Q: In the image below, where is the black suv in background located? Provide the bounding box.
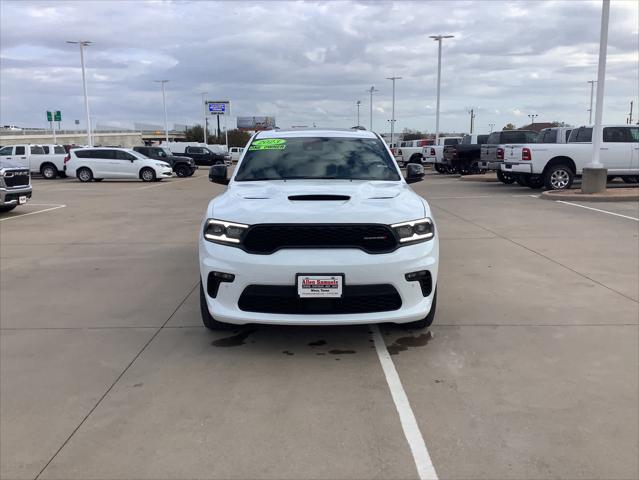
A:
[179,146,227,166]
[133,146,197,177]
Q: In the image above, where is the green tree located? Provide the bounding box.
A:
[503,123,516,130]
[402,130,426,141]
[550,121,570,127]
[184,124,206,142]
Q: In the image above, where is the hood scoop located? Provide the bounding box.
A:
[288,195,350,201]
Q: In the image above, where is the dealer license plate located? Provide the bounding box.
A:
[18,196,27,205]
[297,274,343,298]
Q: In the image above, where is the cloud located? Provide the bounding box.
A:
[0,0,637,133]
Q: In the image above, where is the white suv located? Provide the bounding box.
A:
[65,147,172,182]
[198,129,439,330]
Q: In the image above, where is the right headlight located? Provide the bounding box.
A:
[203,219,249,245]
[391,218,435,244]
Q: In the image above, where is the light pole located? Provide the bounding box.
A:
[66,40,93,146]
[587,80,597,124]
[200,92,208,144]
[528,114,538,124]
[467,107,476,134]
[155,80,170,143]
[489,123,495,133]
[368,86,379,131]
[386,76,402,148]
[429,34,454,143]
[583,0,610,195]
[356,100,361,126]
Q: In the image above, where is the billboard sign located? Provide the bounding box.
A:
[206,101,230,116]
[237,116,276,131]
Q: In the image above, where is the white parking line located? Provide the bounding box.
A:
[371,325,438,480]
[0,204,66,222]
[556,200,639,221]
[137,178,192,190]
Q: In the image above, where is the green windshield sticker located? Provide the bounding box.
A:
[248,139,287,151]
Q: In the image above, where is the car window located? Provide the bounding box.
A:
[0,146,13,155]
[629,127,639,142]
[42,146,50,154]
[54,146,66,154]
[235,137,401,182]
[443,138,460,146]
[188,147,205,154]
[603,127,629,143]
[487,132,500,144]
[91,149,116,159]
[154,149,167,157]
[569,127,592,142]
[461,136,471,145]
[565,130,572,142]
[74,150,92,159]
[539,129,557,143]
[477,135,489,145]
[115,150,136,160]
[15,146,25,155]
[31,146,45,154]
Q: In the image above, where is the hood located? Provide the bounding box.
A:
[207,180,429,225]
[0,159,27,170]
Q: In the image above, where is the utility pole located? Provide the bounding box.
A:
[528,114,538,124]
[386,76,402,148]
[154,80,170,143]
[356,100,361,126]
[200,92,208,144]
[467,108,476,134]
[582,0,610,194]
[429,34,454,144]
[66,40,93,146]
[587,80,597,124]
[628,100,633,124]
[489,123,495,133]
[368,86,379,131]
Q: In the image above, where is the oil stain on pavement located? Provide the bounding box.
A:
[211,329,257,347]
[386,330,433,355]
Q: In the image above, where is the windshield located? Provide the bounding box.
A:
[235,136,401,182]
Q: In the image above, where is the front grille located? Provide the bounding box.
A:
[238,284,402,314]
[2,170,30,188]
[242,224,398,254]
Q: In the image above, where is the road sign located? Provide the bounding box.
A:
[206,101,230,116]
[46,111,52,122]
[54,111,61,122]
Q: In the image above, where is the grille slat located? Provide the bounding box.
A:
[238,284,402,314]
[242,224,398,254]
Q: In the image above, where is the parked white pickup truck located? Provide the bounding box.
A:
[501,125,639,190]
[397,139,433,166]
[0,144,67,179]
[423,137,463,173]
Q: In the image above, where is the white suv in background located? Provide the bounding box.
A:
[65,147,172,182]
[198,129,439,330]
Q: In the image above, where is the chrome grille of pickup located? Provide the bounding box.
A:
[2,170,30,188]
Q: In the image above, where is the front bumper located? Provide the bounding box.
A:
[199,238,439,325]
[1,187,32,206]
[159,168,173,177]
[502,162,532,174]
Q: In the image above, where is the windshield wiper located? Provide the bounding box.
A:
[281,176,339,180]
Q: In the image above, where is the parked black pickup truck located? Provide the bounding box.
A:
[133,146,197,177]
[443,134,489,175]
[179,146,226,166]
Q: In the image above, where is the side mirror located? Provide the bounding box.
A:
[405,163,425,184]
[209,164,229,185]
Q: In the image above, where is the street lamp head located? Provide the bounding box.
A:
[66,40,92,46]
[429,35,454,40]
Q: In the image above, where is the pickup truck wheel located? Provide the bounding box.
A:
[41,164,58,179]
[200,281,233,330]
[445,165,457,174]
[544,164,573,190]
[140,167,156,182]
[175,165,189,177]
[403,289,437,330]
[528,176,544,189]
[434,164,445,174]
[0,205,17,213]
[622,176,638,184]
[77,167,93,182]
[496,170,516,184]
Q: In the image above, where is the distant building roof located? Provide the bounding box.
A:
[518,122,555,133]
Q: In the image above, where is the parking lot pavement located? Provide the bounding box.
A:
[1,174,637,479]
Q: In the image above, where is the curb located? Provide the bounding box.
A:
[541,189,639,202]
[459,174,498,183]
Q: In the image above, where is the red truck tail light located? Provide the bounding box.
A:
[63,154,70,164]
[430,148,436,156]
[522,148,532,161]
[496,147,504,160]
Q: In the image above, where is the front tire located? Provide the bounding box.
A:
[41,164,58,179]
[403,289,437,330]
[77,167,93,182]
[434,164,445,174]
[496,170,516,184]
[200,281,232,330]
[174,164,189,177]
[544,164,574,190]
[140,167,156,182]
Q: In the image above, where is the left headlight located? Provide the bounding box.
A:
[155,162,170,168]
[391,218,435,244]
[203,219,249,245]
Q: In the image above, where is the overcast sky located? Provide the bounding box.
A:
[1,0,637,134]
